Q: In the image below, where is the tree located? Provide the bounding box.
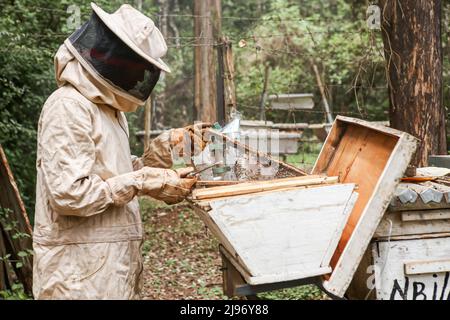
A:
[379,0,447,166]
[193,0,221,122]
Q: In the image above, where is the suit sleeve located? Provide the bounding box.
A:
[39,98,114,216]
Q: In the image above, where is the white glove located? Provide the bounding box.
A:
[106,167,197,206]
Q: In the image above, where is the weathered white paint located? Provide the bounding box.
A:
[220,245,331,285]
[320,116,418,298]
[209,184,357,281]
[405,259,450,276]
[373,237,450,300]
[401,210,450,222]
[320,192,359,268]
[375,210,450,239]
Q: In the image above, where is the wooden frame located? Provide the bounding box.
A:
[191,116,417,298]
[193,183,358,286]
[220,246,320,297]
[204,129,307,178]
[313,116,418,297]
[0,145,33,294]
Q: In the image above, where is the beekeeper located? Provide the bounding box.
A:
[33,3,207,299]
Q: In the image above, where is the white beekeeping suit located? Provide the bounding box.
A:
[33,3,198,299]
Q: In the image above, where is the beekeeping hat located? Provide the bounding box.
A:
[64,2,170,102]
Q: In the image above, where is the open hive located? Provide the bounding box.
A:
[192,129,306,186]
[189,116,417,298]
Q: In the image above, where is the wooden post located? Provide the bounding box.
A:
[0,145,33,295]
[222,37,237,122]
[216,36,237,125]
[259,64,270,121]
[379,0,447,166]
[217,41,226,125]
[194,0,221,123]
[312,61,333,124]
[144,96,152,149]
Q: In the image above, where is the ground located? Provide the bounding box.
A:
[139,197,329,300]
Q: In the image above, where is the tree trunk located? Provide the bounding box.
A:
[154,0,169,130]
[194,0,221,123]
[379,0,446,167]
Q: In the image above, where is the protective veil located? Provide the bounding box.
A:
[32,4,186,300]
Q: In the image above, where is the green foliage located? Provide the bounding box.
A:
[1,0,449,221]
[257,285,328,300]
[0,283,31,300]
[0,1,146,218]
[232,0,388,123]
[0,207,33,297]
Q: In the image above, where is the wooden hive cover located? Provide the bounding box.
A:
[208,184,358,285]
[312,116,418,297]
[193,116,417,298]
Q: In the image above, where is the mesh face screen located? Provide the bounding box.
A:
[69,13,161,101]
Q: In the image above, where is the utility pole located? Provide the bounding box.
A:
[194,0,221,123]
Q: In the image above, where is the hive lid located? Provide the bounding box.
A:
[312,116,418,297]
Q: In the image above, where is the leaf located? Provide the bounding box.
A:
[17,251,28,258]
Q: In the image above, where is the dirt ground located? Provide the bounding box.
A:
[139,197,328,300]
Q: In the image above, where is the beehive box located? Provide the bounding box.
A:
[191,116,418,298]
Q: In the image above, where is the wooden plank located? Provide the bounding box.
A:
[345,245,377,300]
[219,246,321,296]
[193,175,330,200]
[320,192,359,268]
[373,237,450,300]
[219,244,330,286]
[374,210,450,239]
[405,259,450,275]
[324,124,398,264]
[0,229,11,292]
[401,210,450,222]
[0,145,33,294]
[192,175,338,200]
[401,177,437,182]
[209,184,356,280]
[375,232,450,242]
[192,183,331,209]
[317,116,418,298]
[191,206,251,273]
[219,243,254,283]
[195,180,239,188]
[220,247,247,297]
[312,120,346,173]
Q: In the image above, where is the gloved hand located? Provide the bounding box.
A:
[142,123,212,168]
[170,122,212,157]
[148,169,197,205]
[106,167,197,206]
